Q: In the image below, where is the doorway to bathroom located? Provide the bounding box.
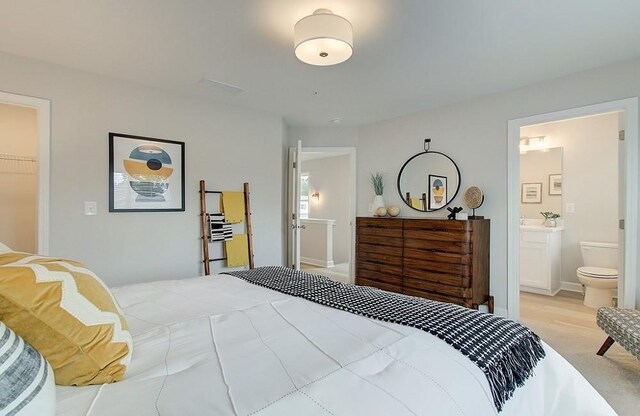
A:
[507,97,638,321]
[518,111,622,350]
[287,145,356,283]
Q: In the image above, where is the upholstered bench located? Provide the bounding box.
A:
[596,307,640,360]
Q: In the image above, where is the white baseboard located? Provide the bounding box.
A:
[560,281,584,293]
[300,257,334,268]
[520,286,561,296]
[494,307,508,317]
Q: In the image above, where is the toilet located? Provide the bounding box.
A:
[576,241,618,308]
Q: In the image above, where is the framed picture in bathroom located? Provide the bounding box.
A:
[549,174,562,195]
[521,182,542,204]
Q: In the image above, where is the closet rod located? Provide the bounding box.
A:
[0,153,36,162]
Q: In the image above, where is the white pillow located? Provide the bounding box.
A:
[0,321,55,416]
[0,242,11,253]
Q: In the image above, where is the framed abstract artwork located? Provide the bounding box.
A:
[548,174,562,195]
[521,182,542,204]
[428,174,447,210]
[109,133,185,212]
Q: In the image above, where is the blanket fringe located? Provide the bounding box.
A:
[484,334,546,412]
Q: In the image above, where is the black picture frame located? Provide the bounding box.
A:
[427,174,448,210]
[109,132,185,212]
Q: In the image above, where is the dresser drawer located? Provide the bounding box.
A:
[403,228,471,244]
[357,233,403,247]
[403,277,472,298]
[403,219,471,232]
[403,288,470,307]
[356,277,402,293]
[404,237,471,254]
[357,217,402,230]
[403,256,471,276]
[357,243,403,265]
[356,261,402,285]
[403,266,471,287]
[404,248,471,265]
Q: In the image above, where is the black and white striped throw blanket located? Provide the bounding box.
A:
[224,266,546,412]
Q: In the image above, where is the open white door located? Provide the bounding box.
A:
[287,140,302,269]
[617,112,626,307]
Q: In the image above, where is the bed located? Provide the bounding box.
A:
[53,270,616,416]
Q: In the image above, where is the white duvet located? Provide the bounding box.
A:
[56,274,616,415]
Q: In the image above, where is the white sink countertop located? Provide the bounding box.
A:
[520,224,564,232]
[520,218,564,232]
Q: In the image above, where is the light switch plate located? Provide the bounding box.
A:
[566,203,575,213]
[84,201,97,216]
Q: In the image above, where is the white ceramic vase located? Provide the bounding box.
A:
[372,195,385,216]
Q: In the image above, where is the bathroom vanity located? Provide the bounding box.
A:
[520,224,563,296]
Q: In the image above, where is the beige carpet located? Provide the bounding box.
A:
[520,291,640,416]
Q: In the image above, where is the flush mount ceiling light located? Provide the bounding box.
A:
[294,9,353,66]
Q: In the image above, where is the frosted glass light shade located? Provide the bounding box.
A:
[294,9,353,66]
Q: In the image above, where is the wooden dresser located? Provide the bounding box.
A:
[355,217,492,311]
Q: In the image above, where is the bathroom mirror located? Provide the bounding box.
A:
[519,147,563,219]
[397,143,461,212]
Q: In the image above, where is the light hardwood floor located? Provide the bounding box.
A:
[520,291,640,416]
[300,262,350,283]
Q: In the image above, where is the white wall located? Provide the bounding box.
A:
[288,58,640,312]
[288,126,359,148]
[0,52,285,287]
[519,147,563,218]
[521,113,619,286]
[0,103,37,252]
[303,155,351,264]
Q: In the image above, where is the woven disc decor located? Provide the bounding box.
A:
[464,186,484,209]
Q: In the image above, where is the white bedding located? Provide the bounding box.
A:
[55,274,616,415]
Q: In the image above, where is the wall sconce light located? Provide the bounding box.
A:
[311,192,320,201]
[519,136,547,154]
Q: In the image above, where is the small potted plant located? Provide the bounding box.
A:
[370,172,385,216]
[540,211,560,227]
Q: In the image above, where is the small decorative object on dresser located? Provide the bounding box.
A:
[463,186,485,219]
[355,217,493,312]
[387,205,400,217]
[376,206,388,217]
[370,172,385,215]
[446,206,463,219]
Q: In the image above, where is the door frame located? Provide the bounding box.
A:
[287,146,357,281]
[0,91,51,255]
[507,97,638,320]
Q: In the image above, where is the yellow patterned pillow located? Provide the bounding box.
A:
[0,252,132,385]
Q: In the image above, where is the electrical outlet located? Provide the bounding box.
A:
[566,203,575,213]
[84,201,97,216]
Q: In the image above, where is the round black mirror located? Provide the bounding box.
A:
[397,142,461,212]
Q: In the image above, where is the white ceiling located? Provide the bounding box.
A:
[2,0,640,127]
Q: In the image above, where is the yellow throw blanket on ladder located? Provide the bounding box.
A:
[225,234,249,267]
[221,192,245,223]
